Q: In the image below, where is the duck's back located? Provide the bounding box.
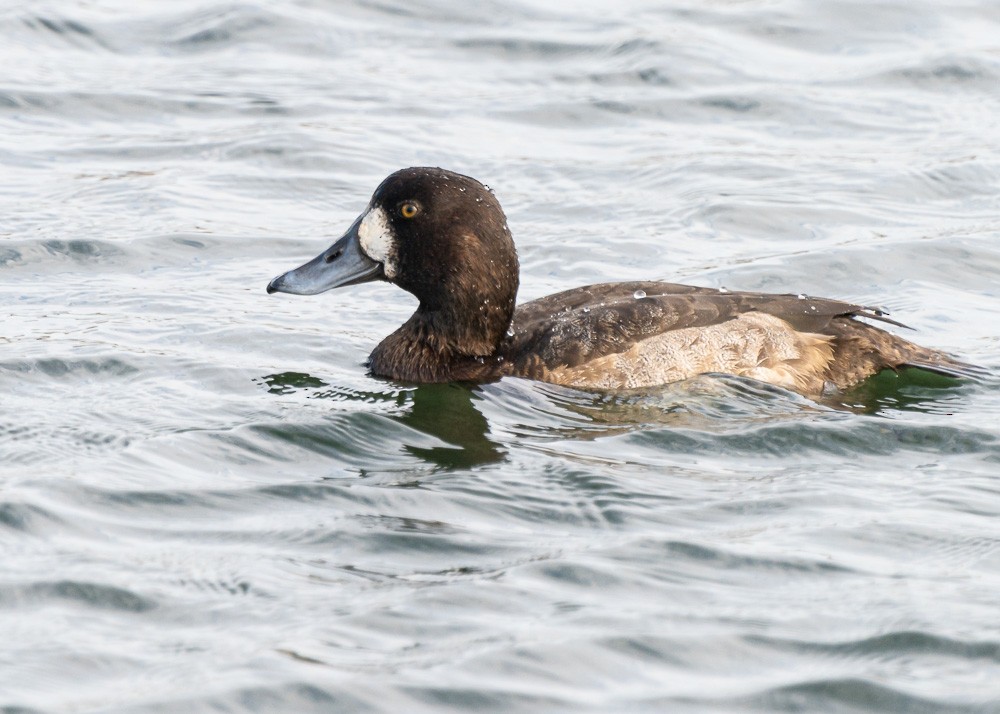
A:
[502,281,971,394]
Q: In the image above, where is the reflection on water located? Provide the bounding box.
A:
[261,372,504,468]
[394,384,504,469]
[261,365,983,476]
[839,367,982,416]
[259,371,328,394]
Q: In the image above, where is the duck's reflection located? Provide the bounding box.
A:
[259,365,976,471]
[393,383,504,468]
[260,371,329,394]
[259,372,503,468]
[835,367,974,415]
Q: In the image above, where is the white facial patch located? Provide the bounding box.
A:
[357,206,398,279]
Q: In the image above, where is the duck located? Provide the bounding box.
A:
[266,167,976,395]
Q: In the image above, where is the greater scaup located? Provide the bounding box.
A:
[267,167,976,395]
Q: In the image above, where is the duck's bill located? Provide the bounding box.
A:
[266,215,383,295]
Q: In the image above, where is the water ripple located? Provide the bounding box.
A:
[0,581,156,613]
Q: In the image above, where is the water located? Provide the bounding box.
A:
[2,1,1000,711]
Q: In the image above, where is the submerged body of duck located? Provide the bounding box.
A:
[267,167,975,396]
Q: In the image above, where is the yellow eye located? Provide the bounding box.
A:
[400,202,420,219]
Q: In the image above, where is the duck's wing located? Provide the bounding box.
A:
[507,280,902,373]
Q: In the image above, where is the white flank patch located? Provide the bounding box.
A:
[357,206,398,278]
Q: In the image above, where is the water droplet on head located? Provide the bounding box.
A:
[506,327,514,338]
[633,289,646,299]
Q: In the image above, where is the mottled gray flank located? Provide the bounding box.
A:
[506,281,973,393]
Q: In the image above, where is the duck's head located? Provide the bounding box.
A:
[267,167,519,354]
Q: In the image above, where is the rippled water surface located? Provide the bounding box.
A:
[3,1,1000,712]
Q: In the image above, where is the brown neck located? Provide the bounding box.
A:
[421,289,515,357]
[368,296,514,383]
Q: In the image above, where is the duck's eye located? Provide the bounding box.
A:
[399,202,420,219]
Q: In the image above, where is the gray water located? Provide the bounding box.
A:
[3,1,1000,712]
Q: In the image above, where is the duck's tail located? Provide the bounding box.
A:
[827,318,984,389]
[899,354,986,380]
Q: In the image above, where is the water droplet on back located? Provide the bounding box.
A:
[797,294,806,300]
[718,286,729,294]
[633,289,646,299]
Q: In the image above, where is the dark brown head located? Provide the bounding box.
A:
[267,167,520,356]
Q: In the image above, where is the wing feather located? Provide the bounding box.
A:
[506,281,894,371]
